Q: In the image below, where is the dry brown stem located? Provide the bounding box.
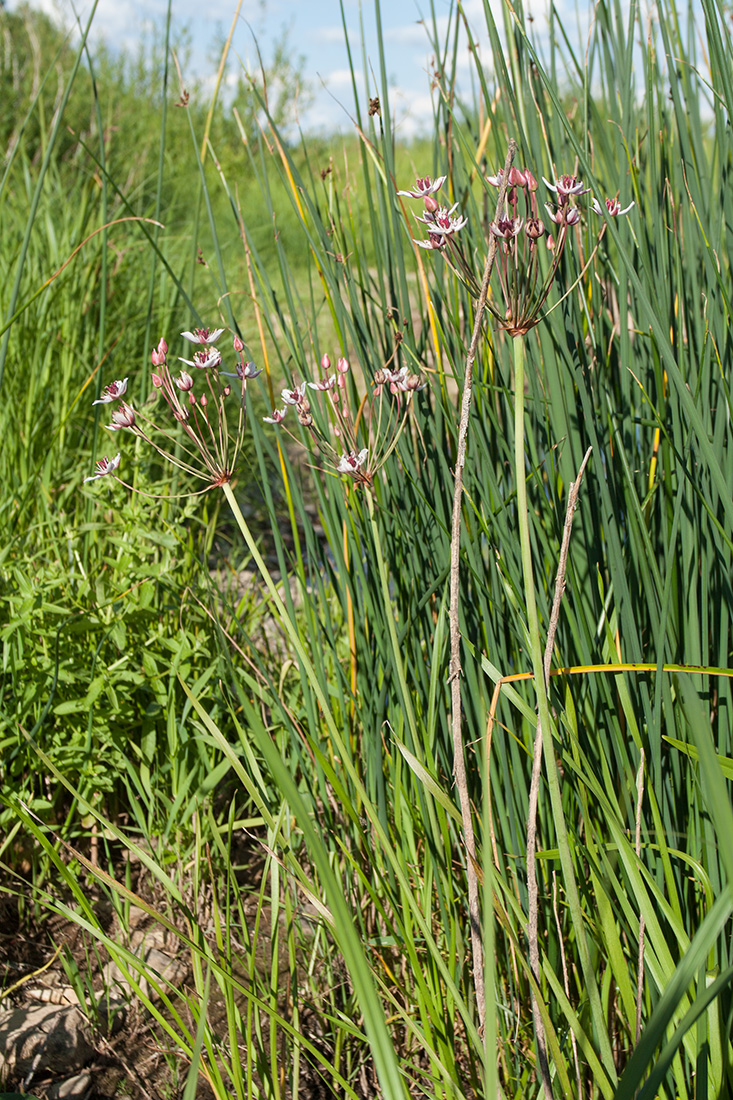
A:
[448,138,517,1033]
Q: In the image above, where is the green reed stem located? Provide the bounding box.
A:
[512,334,617,1084]
[220,478,410,1100]
[364,486,420,749]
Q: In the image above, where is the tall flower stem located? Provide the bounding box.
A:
[512,336,616,1086]
[448,139,517,1042]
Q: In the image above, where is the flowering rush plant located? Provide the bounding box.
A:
[84,326,261,489]
[398,168,634,336]
[263,351,424,486]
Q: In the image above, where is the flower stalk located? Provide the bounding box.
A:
[262,352,422,487]
[512,334,617,1087]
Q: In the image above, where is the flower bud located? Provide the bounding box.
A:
[337,357,350,374]
[200,393,208,408]
[152,372,163,389]
[424,195,439,213]
[232,334,244,352]
[321,353,331,371]
[175,371,194,391]
[223,384,232,397]
[151,337,168,366]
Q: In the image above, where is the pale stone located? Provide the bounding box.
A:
[47,1070,93,1099]
[0,1003,95,1082]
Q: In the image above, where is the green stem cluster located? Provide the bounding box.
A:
[512,335,617,1083]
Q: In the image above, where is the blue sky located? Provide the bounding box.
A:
[10,0,504,135]
[13,0,589,135]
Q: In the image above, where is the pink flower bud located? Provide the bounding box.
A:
[200,393,208,407]
[424,195,439,213]
[175,371,194,392]
[152,373,163,388]
[337,357,350,374]
[321,353,331,371]
[151,338,168,366]
[233,334,244,352]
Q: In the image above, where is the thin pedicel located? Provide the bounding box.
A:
[262,352,423,487]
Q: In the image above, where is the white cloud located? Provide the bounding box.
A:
[320,67,361,89]
[315,24,355,44]
[385,20,434,46]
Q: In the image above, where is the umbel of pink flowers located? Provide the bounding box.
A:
[84,328,261,488]
[398,167,634,336]
[263,352,424,486]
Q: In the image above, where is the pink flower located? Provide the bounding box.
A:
[84,453,121,482]
[543,174,590,201]
[220,360,262,381]
[92,378,128,405]
[415,203,468,237]
[179,347,222,370]
[180,327,224,345]
[263,407,288,424]
[381,366,410,393]
[281,382,307,406]
[337,448,369,476]
[238,360,261,379]
[545,204,581,227]
[414,232,446,250]
[397,175,446,198]
[308,375,336,391]
[490,215,524,239]
[106,403,137,431]
[591,196,635,217]
[222,360,262,380]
